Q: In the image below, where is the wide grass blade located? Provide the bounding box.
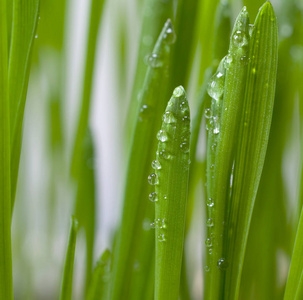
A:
[71,0,105,179]
[9,0,40,210]
[204,7,250,299]
[0,0,13,299]
[154,86,190,300]
[60,216,79,300]
[224,3,278,299]
[110,19,175,300]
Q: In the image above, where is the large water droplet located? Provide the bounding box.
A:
[173,86,184,97]
[224,54,233,69]
[152,160,161,170]
[149,192,158,202]
[148,173,159,185]
[163,111,177,123]
[163,24,176,44]
[207,66,225,101]
[217,258,228,270]
[157,130,168,142]
[145,53,163,68]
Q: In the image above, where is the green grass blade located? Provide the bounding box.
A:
[60,216,79,300]
[87,249,111,300]
[75,129,96,295]
[71,0,105,178]
[8,0,40,209]
[154,86,190,300]
[110,19,175,300]
[204,7,250,299]
[0,0,13,299]
[284,207,303,300]
[125,0,173,146]
[224,3,278,299]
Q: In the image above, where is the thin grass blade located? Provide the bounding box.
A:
[60,216,79,300]
[0,0,13,299]
[154,86,190,300]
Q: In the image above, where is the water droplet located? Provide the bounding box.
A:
[150,222,156,228]
[223,54,233,69]
[159,149,172,160]
[211,143,217,152]
[145,53,163,68]
[217,258,228,270]
[206,218,214,227]
[163,24,176,44]
[182,115,190,124]
[207,61,225,101]
[232,30,248,47]
[163,195,168,200]
[204,265,210,272]
[163,111,177,123]
[157,130,168,142]
[158,218,166,229]
[204,108,212,119]
[208,248,213,255]
[158,233,166,242]
[205,238,212,247]
[213,117,220,134]
[248,24,254,36]
[180,142,189,153]
[173,86,184,97]
[35,34,38,39]
[139,104,151,121]
[152,160,161,170]
[207,198,214,207]
[149,192,158,202]
[148,173,159,185]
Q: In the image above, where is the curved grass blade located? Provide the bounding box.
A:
[284,207,303,300]
[60,216,79,300]
[224,3,278,299]
[9,0,40,210]
[154,86,190,300]
[87,249,111,300]
[204,7,250,300]
[110,19,175,300]
[125,0,173,147]
[0,0,13,299]
[71,0,105,179]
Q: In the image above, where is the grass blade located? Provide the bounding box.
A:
[204,7,250,299]
[224,3,278,299]
[154,86,190,300]
[0,0,13,299]
[60,216,79,300]
[71,0,105,178]
[9,0,40,209]
[110,19,175,300]
[87,249,111,300]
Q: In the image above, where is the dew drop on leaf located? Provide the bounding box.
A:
[148,173,159,185]
[149,192,158,202]
[152,160,161,170]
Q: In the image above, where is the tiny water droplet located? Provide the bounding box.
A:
[211,143,217,152]
[207,198,214,207]
[204,108,212,119]
[163,195,168,200]
[208,248,213,255]
[232,30,248,47]
[217,258,228,270]
[159,149,172,160]
[157,130,168,142]
[204,265,210,272]
[206,218,214,227]
[139,104,151,121]
[205,238,212,247]
[163,111,177,123]
[148,173,159,185]
[223,54,233,69]
[152,160,161,170]
[158,233,166,242]
[149,192,158,202]
[150,222,156,229]
[145,53,163,68]
[182,115,190,124]
[180,142,189,153]
[35,34,38,39]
